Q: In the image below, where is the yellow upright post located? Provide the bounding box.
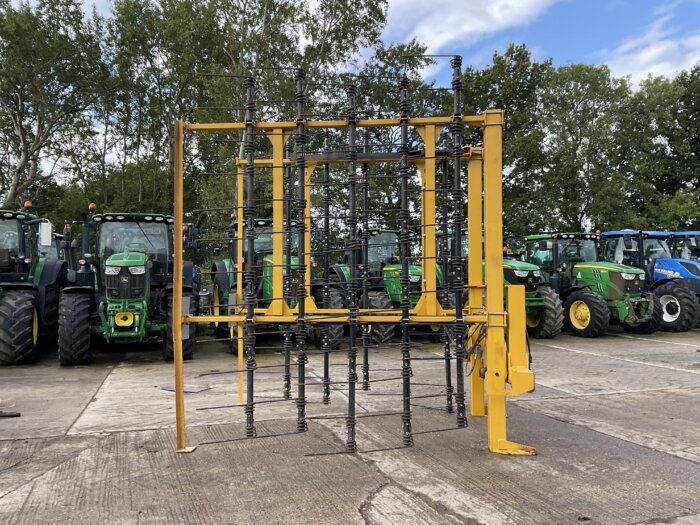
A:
[482,109,535,455]
[421,125,438,314]
[467,152,485,416]
[268,129,286,315]
[173,120,193,453]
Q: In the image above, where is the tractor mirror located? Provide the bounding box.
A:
[623,234,633,250]
[213,246,221,256]
[39,221,53,247]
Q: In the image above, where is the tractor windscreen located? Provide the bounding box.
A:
[241,227,298,256]
[98,221,169,273]
[642,238,672,262]
[673,238,700,260]
[557,239,597,265]
[0,219,21,271]
[525,239,554,270]
[367,232,399,273]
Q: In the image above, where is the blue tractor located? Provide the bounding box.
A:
[601,230,700,332]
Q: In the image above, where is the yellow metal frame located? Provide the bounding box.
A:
[171,111,536,455]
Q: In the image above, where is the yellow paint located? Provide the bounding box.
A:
[32,308,38,345]
[115,311,134,327]
[569,300,591,329]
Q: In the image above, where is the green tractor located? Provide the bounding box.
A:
[439,231,563,339]
[0,206,67,365]
[210,219,342,347]
[57,211,199,365]
[523,233,658,337]
[327,229,424,344]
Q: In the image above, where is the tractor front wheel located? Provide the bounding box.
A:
[163,292,197,362]
[527,286,564,339]
[58,293,93,366]
[623,295,662,335]
[564,291,609,338]
[0,291,40,365]
[367,291,395,345]
[653,283,698,332]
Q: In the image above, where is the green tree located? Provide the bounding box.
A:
[461,44,553,237]
[0,0,106,207]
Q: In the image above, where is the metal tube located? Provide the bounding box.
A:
[295,69,308,433]
[439,132,453,413]
[398,77,413,447]
[322,133,332,404]
[283,139,293,400]
[361,128,371,390]
[346,84,359,453]
[450,56,467,428]
[243,77,257,438]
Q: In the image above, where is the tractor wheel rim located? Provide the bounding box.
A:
[569,300,590,330]
[32,308,39,345]
[526,312,540,328]
[659,295,680,322]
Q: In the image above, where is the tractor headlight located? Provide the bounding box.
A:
[128,266,146,275]
[409,275,421,283]
[513,270,529,277]
[532,270,541,278]
[105,266,120,275]
[620,272,638,280]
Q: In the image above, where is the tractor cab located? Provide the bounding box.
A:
[0,210,55,280]
[523,233,600,292]
[360,229,400,281]
[669,231,700,262]
[93,214,172,286]
[600,230,696,284]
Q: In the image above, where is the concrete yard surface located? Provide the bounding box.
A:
[1,327,699,524]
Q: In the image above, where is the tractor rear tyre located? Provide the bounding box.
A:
[0,291,40,365]
[564,291,610,338]
[367,291,394,345]
[40,274,64,348]
[527,286,564,339]
[313,286,344,349]
[623,295,662,335]
[58,293,93,366]
[163,292,197,362]
[653,283,698,332]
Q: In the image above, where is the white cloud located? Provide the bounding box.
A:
[603,3,700,83]
[382,0,559,53]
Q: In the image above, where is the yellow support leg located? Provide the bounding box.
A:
[173,120,195,453]
[482,110,535,455]
[467,152,485,416]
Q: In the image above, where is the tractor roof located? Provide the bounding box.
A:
[524,232,598,240]
[601,230,671,238]
[672,231,700,237]
[0,210,40,221]
[92,213,174,224]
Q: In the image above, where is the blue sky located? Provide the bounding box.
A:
[382,0,700,84]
